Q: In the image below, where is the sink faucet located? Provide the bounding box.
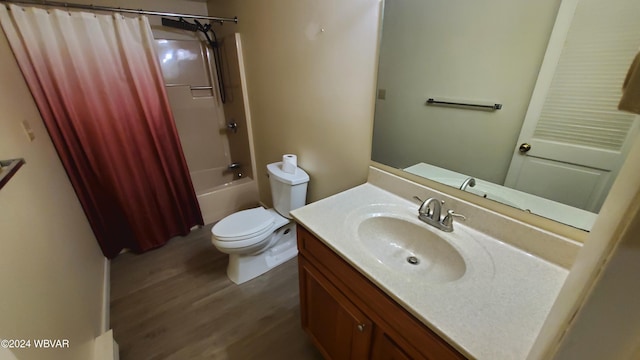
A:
[459,177,476,191]
[416,197,465,232]
[418,198,442,222]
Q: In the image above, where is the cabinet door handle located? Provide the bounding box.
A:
[357,324,365,332]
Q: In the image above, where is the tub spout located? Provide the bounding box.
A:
[459,177,476,191]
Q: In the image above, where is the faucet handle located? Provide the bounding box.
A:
[442,209,466,229]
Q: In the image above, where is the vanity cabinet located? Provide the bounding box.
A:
[299,258,373,358]
[297,225,466,360]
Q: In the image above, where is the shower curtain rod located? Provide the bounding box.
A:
[0,0,238,23]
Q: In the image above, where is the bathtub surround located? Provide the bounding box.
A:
[0,5,203,258]
[218,33,256,184]
[159,33,259,225]
[207,0,380,205]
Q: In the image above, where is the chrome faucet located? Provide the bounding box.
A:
[459,177,476,191]
[415,197,465,232]
[418,198,442,223]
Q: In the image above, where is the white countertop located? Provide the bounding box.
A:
[291,183,569,360]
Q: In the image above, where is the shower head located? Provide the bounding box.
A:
[161,17,199,32]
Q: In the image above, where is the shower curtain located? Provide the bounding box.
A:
[0,5,203,258]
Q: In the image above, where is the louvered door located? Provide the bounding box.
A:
[505,0,640,213]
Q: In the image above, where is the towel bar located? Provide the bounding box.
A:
[426,98,502,111]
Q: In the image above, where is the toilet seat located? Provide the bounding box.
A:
[212,207,275,241]
[211,223,276,250]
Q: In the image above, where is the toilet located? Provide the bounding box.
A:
[211,161,310,284]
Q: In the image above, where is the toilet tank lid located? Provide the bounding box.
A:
[267,162,310,185]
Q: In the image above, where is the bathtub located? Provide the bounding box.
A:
[192,167,259,225]
[403,162,597,231]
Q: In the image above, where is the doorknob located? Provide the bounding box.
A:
[227,120,238,133]
[519,143,532,153]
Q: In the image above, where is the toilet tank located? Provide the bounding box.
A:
[266,162,310,219]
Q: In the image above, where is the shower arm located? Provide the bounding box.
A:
[194,20,227,104]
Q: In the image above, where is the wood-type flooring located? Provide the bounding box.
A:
[110,225,322,360]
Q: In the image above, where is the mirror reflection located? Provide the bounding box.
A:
[372,0,640,231]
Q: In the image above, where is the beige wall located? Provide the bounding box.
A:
[555,197,640,360]
[372,0,561,184]
[0,27,105,360]
[207,0,381,205]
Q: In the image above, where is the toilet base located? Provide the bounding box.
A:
[226,222,298,284]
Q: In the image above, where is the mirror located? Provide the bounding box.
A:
[372,0,640,231]
[0,158,25,190]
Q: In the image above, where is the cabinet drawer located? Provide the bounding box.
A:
[297,225,466,360]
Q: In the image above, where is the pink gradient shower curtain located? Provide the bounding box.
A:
[0,5,203,258]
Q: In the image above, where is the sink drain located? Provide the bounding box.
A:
[406,256,419,265]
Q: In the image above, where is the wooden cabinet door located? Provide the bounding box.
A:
[371,328,412,360]
[299,258,373,360]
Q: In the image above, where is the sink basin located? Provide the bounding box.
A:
[356,215,466,284]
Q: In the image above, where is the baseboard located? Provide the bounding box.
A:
[95,258,118,360]
[93,329,119,360]
[101,257,110,333]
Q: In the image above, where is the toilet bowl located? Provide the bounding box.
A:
[211,161,309,284]
[212,207,297,284]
